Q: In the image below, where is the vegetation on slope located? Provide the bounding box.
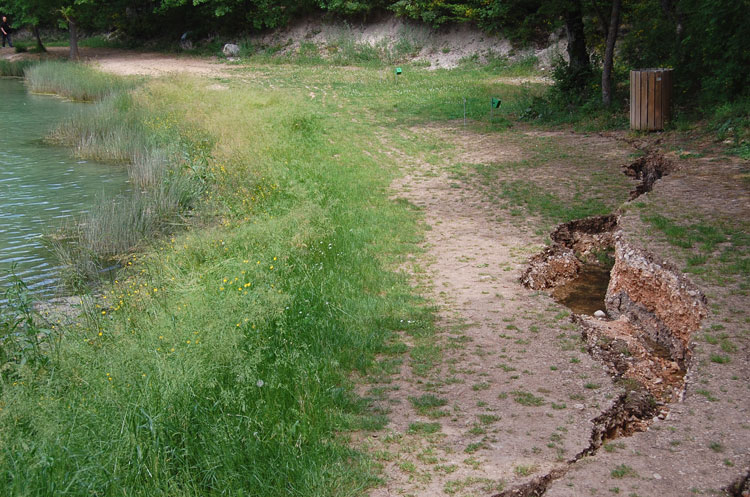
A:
[0,59,477,495]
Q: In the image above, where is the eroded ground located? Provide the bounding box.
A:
[366,124,748,497]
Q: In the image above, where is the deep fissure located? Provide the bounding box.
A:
[501,154,711,496]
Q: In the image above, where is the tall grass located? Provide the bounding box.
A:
[48,92,151,161]
[0,59,36,77]
[25,61,139,101]
[31,65,207,286]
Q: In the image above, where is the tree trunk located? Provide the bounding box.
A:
[33,25,46,52]
[68,18,79,60]
[565,0,589,72]
[660,0,684,40]
[602,0,622,106]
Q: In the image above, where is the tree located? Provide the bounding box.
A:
[563,0,589,73]
[601,0,621,106]
[156,0,316,32]
[56,0,130,59]
[59,5,79,58]
[0,0,59,51]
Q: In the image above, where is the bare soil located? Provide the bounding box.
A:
[361,126,635,496]
[374,124,748,497]
[244,16,565,69]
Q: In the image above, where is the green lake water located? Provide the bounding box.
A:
[0,79,128,294]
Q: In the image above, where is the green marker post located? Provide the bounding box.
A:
[490,97,501,120]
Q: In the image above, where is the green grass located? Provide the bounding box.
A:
[409,394,449,414]
[710,354,731,364]
[514,464,538,476]
[408,422,442,434]
[509,390,545,406]
[497,180,611,223]
[610,464,637,479]
[642,213,750,283]
[25,61,140,101]
[0,59,36,77]
[1,62,448,496]
[478,414,500,424]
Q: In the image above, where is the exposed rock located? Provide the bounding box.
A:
[520,215,618,291]
[577,314,687,401]
[549,214,618,258]
[726,470,750,497]
[576,390,658,459]
[594,310,606,318]
[222,43,240,57]
[606,233,707,367]
[520,246,581,290]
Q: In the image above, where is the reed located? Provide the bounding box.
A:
[24,61,138,101]
[0,59,35,77]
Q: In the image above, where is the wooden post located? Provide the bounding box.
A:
[630,69,673,131]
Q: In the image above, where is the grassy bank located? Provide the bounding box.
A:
[0,59,36,77]
[0,62,440,495]
[25,61,139,101]
[0,57,551,495]
[28,63,208,287]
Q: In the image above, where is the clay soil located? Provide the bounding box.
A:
[5,48,747,496]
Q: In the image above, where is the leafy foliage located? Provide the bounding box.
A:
[1,0,746,110]
[620,0,750,104]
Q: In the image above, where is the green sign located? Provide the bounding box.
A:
[395,67,402,75]
[492,98,501,108]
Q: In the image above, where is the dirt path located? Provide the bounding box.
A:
[357,126,633,496]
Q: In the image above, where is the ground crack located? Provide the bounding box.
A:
[493,390,659,497]
[510,208,707,496]
[623,152,675,200]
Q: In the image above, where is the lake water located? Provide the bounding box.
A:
[0,79,128,294]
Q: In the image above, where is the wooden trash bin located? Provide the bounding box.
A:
[630,69,673,131]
